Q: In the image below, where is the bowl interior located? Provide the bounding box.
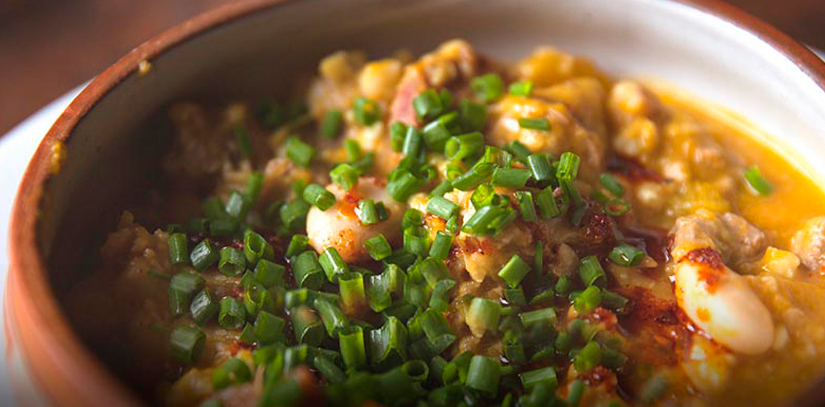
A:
[33,0,825,403]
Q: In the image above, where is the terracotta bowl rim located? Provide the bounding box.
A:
[7,0,825,406]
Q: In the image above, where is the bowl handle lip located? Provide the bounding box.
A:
[7,0,825,406]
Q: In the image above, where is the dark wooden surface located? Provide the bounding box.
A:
[1,0,823,135]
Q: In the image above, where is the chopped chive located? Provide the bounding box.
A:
[555,275,572,295]
[353,199,377,225]
[413,89,444,121]
[506,140,531,160]
[286,234,309,258]
[218,297,246,330]
[313,354,346,384]
[225,191,251,220]
[243,171,263,204]
[461,205,501,235]
[491,167,532,188]
[444,132,484,161]
[170,326,206,364]
[218,247,246,276]
[466,297,501,337]
[429,231,453,260]
[314,297,348,337]
[445,214,460,234]
[556,151,581,181]
[190,290,218,327]
[244,230,274,266]
[253,311,286,344]
[498,254,530,288]
[465,355,500,396]
[369,316,408,369]
[403,226,430,257]
[344,139,362,162]
[292,306,324,346]
[604,198,631,216]
[190,239,219,271]
[253,259,285,288]
[279,197,311,232]
[353,96,381,125]
[429,180,454,197]
[321,110,343,138]
[386,171,424,202]
[535,186,561,218]
[744,165,773,196]
[212,357,252,390]
[509,80,534,97]
[423,120,452,153]
[515,191,538,222]
[427,196,460,220]
[429,279,456,312]
[402,126,424,158]
[168,233,189,265]
[303,184,336,211]
[339,272,367,312]
[599,173,625,197]
[568,380,586,407]
[365,234,392,261]
[319,246,349,283]
[518,117,551,131]
[602,290,629,312]
[452,162,496,191]
[330,163,358,192]
[527,154,553,181]
[291,250,325,289]
[519,307,557,326]
[169,272,205,316]
[339,325,367,370]
[459,99,487,132]
[285,136,315,167]
[574,341,602,373]
[574,285,603,313]
[471,73,504,103]
[389,122,408,152]
[520,366,557,390]
[578,255,607,287]
[609,243,645,267]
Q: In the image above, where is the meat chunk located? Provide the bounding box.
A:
[669,209,766,267]
[791,216,825,273]
[389,40,480,126]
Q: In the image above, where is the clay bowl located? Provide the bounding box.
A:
[7,0,825,406]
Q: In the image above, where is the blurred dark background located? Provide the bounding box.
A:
[0,0,823,136]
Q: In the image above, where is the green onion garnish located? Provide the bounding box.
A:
[445,132,485,161]
[452,162,495,191]
[330,163,358,191]
[365,234,392,261]
[170,326,206,365]
[339,325,367,370]
[291,306,324,346]
[515,191,538,222]
[567,380,586,407]
[285,136,315,167]
[319,246,349,283]
[573,285,602,313]
[389,122,408,152]
[535,186,561,218]
[465,355,501,396]
[402,126,423,158]
[218,297,246,330]
[609,243,645,267]
[599,173,625,197]
[509,80,534,97]
[285,234,309,258]
[423,120,452,153]
[321,110,343,138]
[471,73,505,103]
[518,118,551,131]
[426,196,459,220]
[573,341,602,373]
[168,272,205,316]
[578,255,606,287]
[253,311,286,344]
[498,254,531,288]
[244,230,274,266]
[314,297,348,338]
[355,199,378,225]
[339,272,367,312]
[604,198,630,216]
[429,231,453,260]
[386,171,424,202]
[403,226,431,257]
[466,297,501,336]
[429,180,454,197]
[212,357,252,390]
[303,184,336,211]
[218,247,246,276]
[190,239,219,271]
[225,191,251,220]
[520,366,557,390]
[291,250,325,289]
[519,307,557,326]
[491,167,532,188]
[253,259,285,288]
[370,316,407,369]
[168,233,189,265]
[413,89,444,121]
[556,151,581,181]
[527,154,553,182]
[353,96,381,125]
[744,165,773,196]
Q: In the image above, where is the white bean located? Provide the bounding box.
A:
[674,249,774,354]
[305,178,404,263]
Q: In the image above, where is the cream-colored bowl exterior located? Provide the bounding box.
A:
[7,0,825,406]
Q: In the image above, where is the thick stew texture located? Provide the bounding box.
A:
[64,40,825,407]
